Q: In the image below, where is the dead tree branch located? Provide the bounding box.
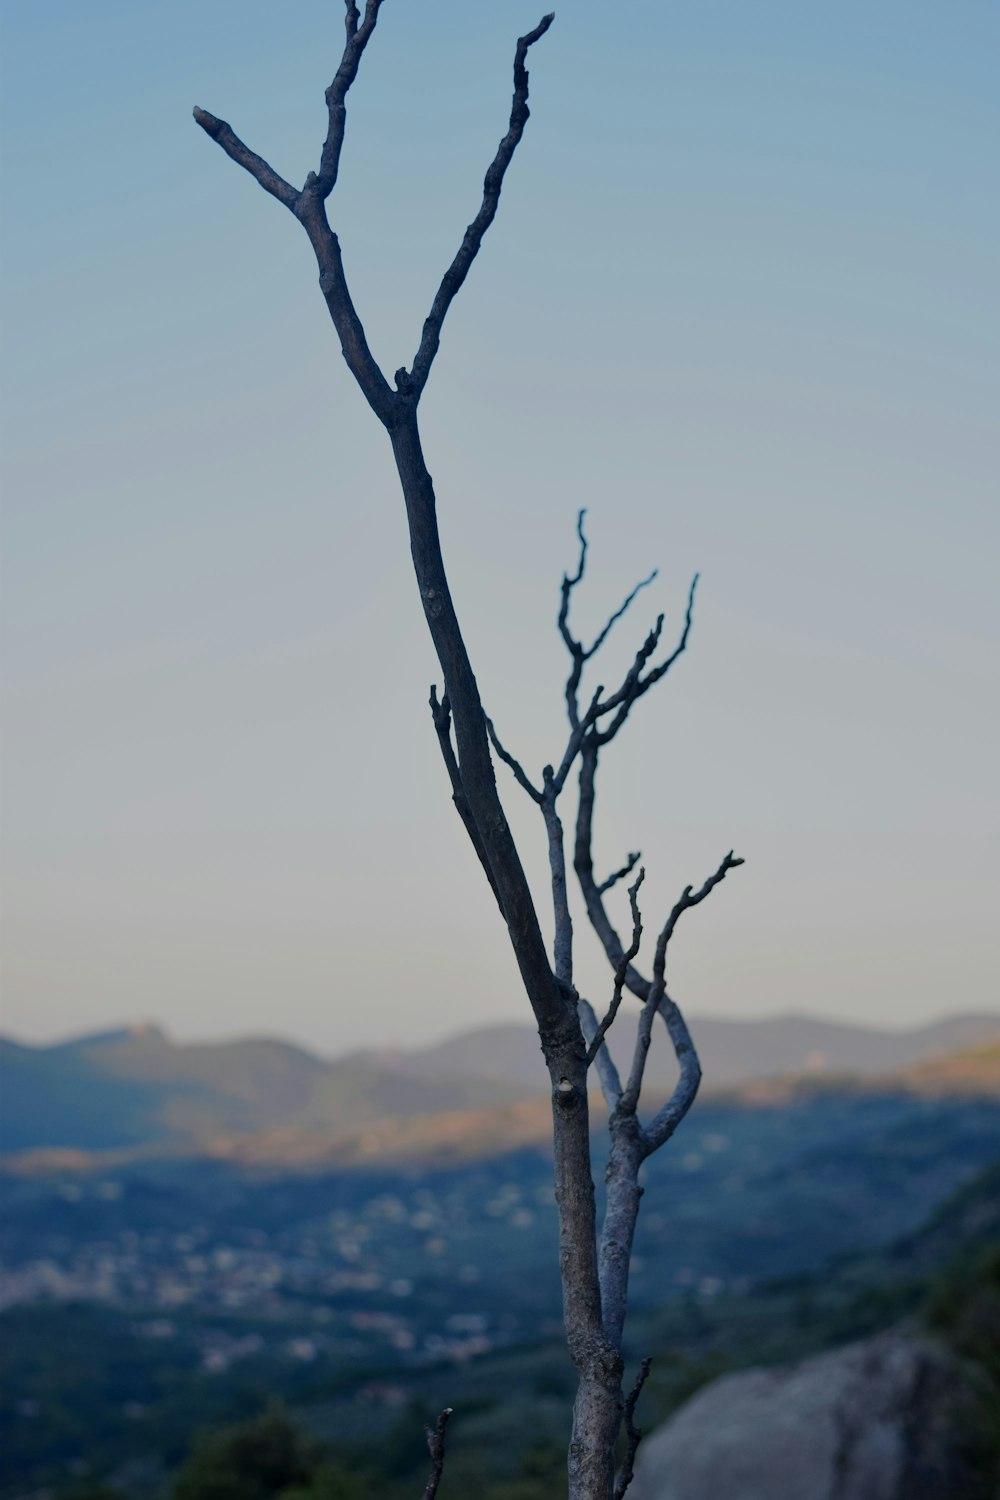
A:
[577,994,624,1112]
[591,574,698,746]
[193,0,394,422]
[586,873,645,1065]
[486,717,543,804]
[196,16,741,1498]
[642,993,703,1154]
[542,767,575,984]
[407,14,554,397]
[657,850,745,949]
[613,1359,652,1500]
[560,511,658,730]
[190,109,299,207]
[490,516,744,1366]
[598,851,642,896]
[420,1407,452,1500]
[315,0,386,199]
[429,688,504,915]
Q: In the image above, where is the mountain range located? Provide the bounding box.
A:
[350,1011,1000,1092]
[2,1011,998,1163]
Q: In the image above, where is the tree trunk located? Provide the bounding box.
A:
[388,410,622,1499]
[387,413,562,1031]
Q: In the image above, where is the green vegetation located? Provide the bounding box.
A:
[58,1489,126,1500]
[925,1241,1000,1493]
[171,1403,569,1500]
[5,1117,997,1499]
[173,1404,365,1500]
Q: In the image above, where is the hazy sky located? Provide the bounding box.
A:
[1,1,997,1055]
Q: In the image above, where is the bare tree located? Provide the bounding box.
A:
[195,7,742,1498]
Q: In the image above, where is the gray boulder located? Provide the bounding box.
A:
[629,1330,977,1500]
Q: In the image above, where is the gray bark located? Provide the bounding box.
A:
[194,9,742,1496]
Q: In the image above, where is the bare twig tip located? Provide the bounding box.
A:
[527,13,556,39]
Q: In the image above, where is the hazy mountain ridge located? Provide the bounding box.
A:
[2,1013,997,1165]
[0,1024,527,1155]
[361,1012,1000,1092]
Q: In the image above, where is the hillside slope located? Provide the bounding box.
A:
[4,1013,997,1157]
[0,1025,526,1152]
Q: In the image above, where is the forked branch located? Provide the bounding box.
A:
[560,511,658,728]
[200,6,569,1039]
[194,1,394,424]
[315,0,387,197]
[197,16,743,1496]
[557,516,743,1156]
[591,573,698,747]
[196,5,554,424]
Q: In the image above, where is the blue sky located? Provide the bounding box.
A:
[1,1,997,1053]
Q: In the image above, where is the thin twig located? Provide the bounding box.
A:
[598,851,641,896]
[586,873,645,1066]
[195,3,395,425]
[192,109,299,208]
[594,574,699,745]
[613,1358,652,1500]
[408,14,555,397]
[421,1407,453,1500]
[486,717,543,803]
[573,737,722,1152]
[551,683,603,794]
[587,569,659,660]
[621,974,662,1116]
[593,614,666,722]
[313,0,386,198]
[559,510,589,727]
[193,0,386,210]
[429,688,504,914]
[577,994,623,1110]
[621,852,741,1123]
[558,510,658,727]
[656,850,745,955]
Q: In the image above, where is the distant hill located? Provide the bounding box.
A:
[352,1012,1000,1095]
[1,1032,164,1152]
[888,1038,1000,1097]
[0,1024,526,1154]
[2,1012,997,1159]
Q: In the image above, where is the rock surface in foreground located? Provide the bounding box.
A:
[630,1330,978,1500]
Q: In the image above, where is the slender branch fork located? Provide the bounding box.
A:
[195,10,742,1498]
